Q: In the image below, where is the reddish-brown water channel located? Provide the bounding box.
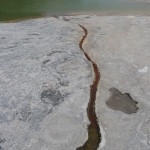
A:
[77,25,101,150]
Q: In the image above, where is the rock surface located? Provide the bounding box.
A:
[0,16,150,150]
[66,15,150,150]
[0,18,93,150]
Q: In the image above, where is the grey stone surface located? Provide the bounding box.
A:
[66,15,150,150]
[0,18,93,150]
[1,16,150,150]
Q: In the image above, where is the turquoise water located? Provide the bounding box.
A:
[0,0,150,21]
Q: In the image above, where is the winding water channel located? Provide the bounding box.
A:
[77,25,101,150]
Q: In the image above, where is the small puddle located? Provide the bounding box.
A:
[106,88,138,114]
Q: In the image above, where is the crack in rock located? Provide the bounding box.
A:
[76,24,101,150]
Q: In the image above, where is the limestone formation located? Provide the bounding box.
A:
[0,16,150,150]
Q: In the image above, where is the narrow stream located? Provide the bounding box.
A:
[77,25,101,150]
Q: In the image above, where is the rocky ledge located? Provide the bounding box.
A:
[0,16,150,150]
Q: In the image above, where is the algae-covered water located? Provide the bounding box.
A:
[0,0,150,21]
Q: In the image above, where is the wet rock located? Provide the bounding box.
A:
[106,88,138,114]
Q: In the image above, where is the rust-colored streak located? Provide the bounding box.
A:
[77,25,101,150]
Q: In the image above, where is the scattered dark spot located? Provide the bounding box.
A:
[27,107,53,130]
[62,17,70,21]
[16,105,31,121]
[43,60,50,65]
[106,88,138,114]
[28,33,39,36]
[0,138,6,144]
[47,51,63,57]
[60,81,69,86]
[0,37,6,40]
[22,38,30,44]
[51,14,59,19]
[99,33,106,36]
[3,45,17,49]
[0,137,5,150]
[97,27,101,30]
[0,146,4,150]
[85,16,91,18]
[41,89,64,106]
[47,108,53,114]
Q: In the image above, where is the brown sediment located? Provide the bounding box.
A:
[77,25,101,150]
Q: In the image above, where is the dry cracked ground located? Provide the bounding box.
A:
[0,16,150,150]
